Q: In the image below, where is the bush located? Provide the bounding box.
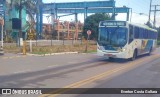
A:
[157,39,160,45]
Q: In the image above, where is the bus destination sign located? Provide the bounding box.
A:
[101,21,126,26]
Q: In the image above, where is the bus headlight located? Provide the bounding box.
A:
[122,48,126,52]
[118,48,126,52]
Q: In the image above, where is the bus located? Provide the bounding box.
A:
[97,20,158,60]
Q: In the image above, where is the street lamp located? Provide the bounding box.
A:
[130,12,154,27]
[138,13,155,28]
[0,17,4,54]
[139,13,148,16]
[130,11,149,22]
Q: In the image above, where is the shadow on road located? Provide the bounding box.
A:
[0,53,155,88]
[0,57,110,88]
[100,53,154,63]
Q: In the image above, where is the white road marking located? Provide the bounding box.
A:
[47,65,59,68]
[13,70,30,74]
[68,61,78,64]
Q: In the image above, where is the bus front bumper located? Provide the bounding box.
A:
[97,50,128,59]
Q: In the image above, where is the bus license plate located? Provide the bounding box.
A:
[104,54,113,57]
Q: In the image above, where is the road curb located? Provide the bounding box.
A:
[25,52,79,56]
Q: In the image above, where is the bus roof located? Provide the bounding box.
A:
[127,21,157,32]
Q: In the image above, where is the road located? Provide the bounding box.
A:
[0,48,160,97]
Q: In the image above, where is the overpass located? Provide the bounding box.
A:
[1,0,130,39]
[40,0,130,35]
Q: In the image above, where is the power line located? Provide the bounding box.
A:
[149,0,152,22]
[151,5,160,27]
[149,0,160,27]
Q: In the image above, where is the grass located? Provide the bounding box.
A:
[3,43,97,54]
[3,45,21,53]
[31,44,97,54]
[85,50,97,53]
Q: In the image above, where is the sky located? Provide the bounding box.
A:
[42,0,160,26]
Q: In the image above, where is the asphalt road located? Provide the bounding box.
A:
[0,48,160,97]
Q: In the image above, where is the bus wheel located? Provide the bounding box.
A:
[131,50,137,61]
[148,47,152,56]
[108,57,114,61]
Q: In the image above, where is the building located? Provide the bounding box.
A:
[42,20,83,40]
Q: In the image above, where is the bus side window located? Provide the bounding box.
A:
[129,25,134,43]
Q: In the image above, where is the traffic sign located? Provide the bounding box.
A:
[87,30,91,35]
[27,32,35,40]
[85,30,91,52]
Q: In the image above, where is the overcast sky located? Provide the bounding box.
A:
[42,0,160,26]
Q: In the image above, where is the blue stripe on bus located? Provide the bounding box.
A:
[144,40,153,51]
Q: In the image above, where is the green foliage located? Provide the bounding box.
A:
[155,27,160,45]
[145,21,153,28]
[10,0,39,39]
[157,27,160,43]
[11,0,38,22]
[83,13,111,40]
[158,40,160,45]
[158,27,160,38]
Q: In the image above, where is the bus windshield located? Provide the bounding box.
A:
[98,27,128,47]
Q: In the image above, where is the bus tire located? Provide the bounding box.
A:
[108,57,114,61]
[131,49,137,61]
[148,47,152,56]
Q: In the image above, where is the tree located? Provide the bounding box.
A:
[157,27,160,39]
[145,21,153,28]
[11,0,38,22]
[10,0,38,39]
[156,27,160,45]
[83,13,111,40]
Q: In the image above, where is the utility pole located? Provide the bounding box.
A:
[19,0,22,39]
[148,0,160,27]
[18,0,23,46]
[148,0,152,22]
[153,5,157,27]
[151,5,160,27]
[0,17,4,48]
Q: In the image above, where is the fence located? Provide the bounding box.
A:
[2,37,96,54]
[25,36,83,47]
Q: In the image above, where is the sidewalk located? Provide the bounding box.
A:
[26,52,79,56]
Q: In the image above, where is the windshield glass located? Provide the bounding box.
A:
[98,27,128,47]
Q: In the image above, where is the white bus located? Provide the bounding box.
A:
[97,20,158,60]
